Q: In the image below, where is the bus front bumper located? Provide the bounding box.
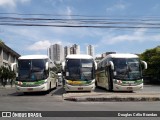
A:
[113,83,143,91]
[65,84,95,92]
[15,83,48,93]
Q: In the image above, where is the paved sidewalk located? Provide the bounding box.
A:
[63,91,160,102]
[0,85,15,89]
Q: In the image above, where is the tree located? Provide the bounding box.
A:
[140,46,160,83]
[0,66,9,87]
[0,65,16,87]
[8,66,16,87]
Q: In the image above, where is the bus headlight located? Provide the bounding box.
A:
[66,80,95,86]
[66,80,73,85]
[116,80,122,85]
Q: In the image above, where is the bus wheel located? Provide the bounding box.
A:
[108,73,113,91]
[23,92,28,95]
[108,76,113,92]
[56,82,58,89]
[95,81,98,87]
[108,82,112,92]
[46,83,51,94]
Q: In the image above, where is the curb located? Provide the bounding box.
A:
[64,96,160,102]
[63,91,160,102]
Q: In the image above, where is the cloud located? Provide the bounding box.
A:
[107,34,144,44]
[27,39,67,51]
[100,28,160,45]
[66,6,72,16]
[152,4,160,11]
[107,29,146,44]
[106,1,128,14]
[27,40,51,51]
[20,0,31,3]
[0,0,16,7]
[61,6,73,19]
[0,0,30,8]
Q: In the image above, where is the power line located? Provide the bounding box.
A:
[0,13,160,29]
[1,23,160,29]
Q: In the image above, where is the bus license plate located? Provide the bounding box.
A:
[78,87,83,90]
[27,88,33,91]
[127,87,132,90]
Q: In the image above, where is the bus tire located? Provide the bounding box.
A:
[46,83,51,94]
[56,79,59,87]
[108,80,113,92]
[108,67,113,92]
[23,92,28,95]
[95,81,98,87]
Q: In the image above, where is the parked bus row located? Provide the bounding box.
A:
[11,53,147,94]
[11,55,58,94]
[95,54,147,92]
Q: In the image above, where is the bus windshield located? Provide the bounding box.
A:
[66,59,94,81]
[18,59,46,81]
[113,58,142,80]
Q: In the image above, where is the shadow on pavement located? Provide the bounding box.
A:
[94,87,135,93]
[8,87,58,96]
[51,86,65,96]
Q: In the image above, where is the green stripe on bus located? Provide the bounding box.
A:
[15,80,46,85]
[122,80,143,84]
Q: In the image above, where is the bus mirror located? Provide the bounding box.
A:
[141,61,147,70]
[109,61,114,70]
[62,61,65,71]
[94,61,97,70]
[45,62,49,70]
[11,63,17,71]
[16,73,18,77]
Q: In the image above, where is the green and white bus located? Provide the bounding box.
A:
[96,53,147,92]
[12,55,58,93]
[62,54,97,92]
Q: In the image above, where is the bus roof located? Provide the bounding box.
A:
[107,53,139,58]
[66,54,93,59]
[19,55,49,60]
[99,53,139,63]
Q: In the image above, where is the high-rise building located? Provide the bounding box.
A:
[70,44,80,54]
[49,44,64,63]
[87,45,94,57]
[64,46,70,58]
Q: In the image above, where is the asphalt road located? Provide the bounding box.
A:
[1,84,160,95]
[0,85,160,120]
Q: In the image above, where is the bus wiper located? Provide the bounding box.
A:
[67,75,79,81]
[81,72,89,81]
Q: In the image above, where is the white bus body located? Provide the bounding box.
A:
[62,54,97,92]
[96,53,147,92]
[14,55,58,93]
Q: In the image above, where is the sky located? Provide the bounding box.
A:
[0,0,160,57]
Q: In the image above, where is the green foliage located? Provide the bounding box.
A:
[0,65,16,86]
[140,46,160,83]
